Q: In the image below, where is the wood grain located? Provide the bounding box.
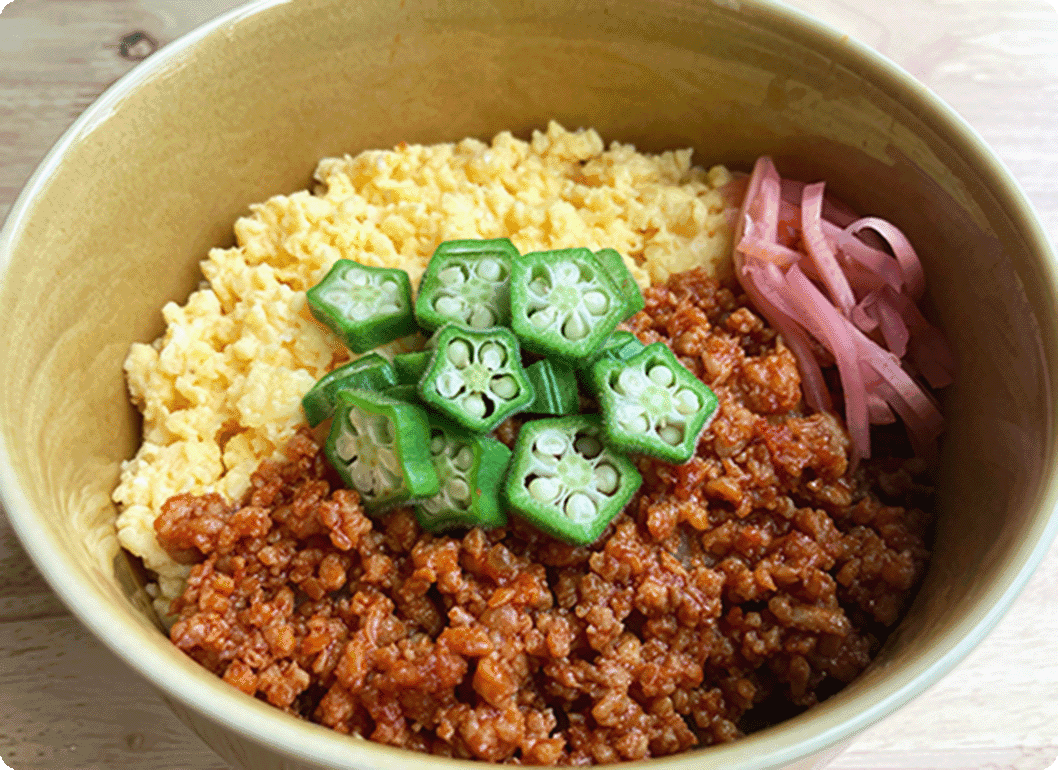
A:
[1,1,1056,769]
[0,618,226,770]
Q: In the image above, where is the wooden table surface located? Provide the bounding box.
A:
[2,1,1057,768]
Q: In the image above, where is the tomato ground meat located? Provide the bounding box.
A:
[158,267,932,764]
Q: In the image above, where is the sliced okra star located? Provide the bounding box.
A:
[589,342,719,464]
[392,350,433,385]
[325,389,439,512]
[301,353,398,426]
[416,418,511,534]
[510,248,625,363]
[418,325,534,433]
[414,238,519,332]
[524,359,579,415]
[595,248,645,320]
[504,415,641,546]
[307,260,417,353]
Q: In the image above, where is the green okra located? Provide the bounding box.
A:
[579,330,646,371]
[393,350,433,385]
[524,359,579,415]
[589,342,718,464]
[301,353,397,426]
[418,324,534,433]
[509,248,625,363]
[416,417,511,533]
[383,384,422,403]
[504,414,641,546]
[414,238,519,332]
[307,260,417,353]
[595,248,645,320]
[325,389,439,512]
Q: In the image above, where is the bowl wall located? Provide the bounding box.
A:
[2,0,1056,768]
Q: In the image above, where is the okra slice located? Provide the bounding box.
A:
[418,325,534,433]
[579,330,646,371]
[325,389,439,512]
[414,238,519,332]
[589,342,719,464]
[301,353,398,426]
[307,260,416,353]
[384,384,422,403]
[393,350,433,385]
[416,418,511,533]
[504,415,641,546]
[524,359,579,415]
[510,248,625,363]
[595,248,645,320]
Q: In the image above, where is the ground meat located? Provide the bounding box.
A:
[158,268,932,764]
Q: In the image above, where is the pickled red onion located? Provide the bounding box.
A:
[801,183,856,315]
[730,156,953,464]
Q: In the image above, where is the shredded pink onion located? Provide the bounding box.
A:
[734,158,781,248]
[744,259,834,412]
[780,178,859,227]
[732,157,954,462]
[821,220,904,292]
[801,183,856,315]
[854,289,910,358]
[785,265,871,462]
[846,217,926,300]
[738,237,802,267]
[868,393,897,425]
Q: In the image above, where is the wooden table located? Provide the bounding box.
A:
[1,1,1057,768]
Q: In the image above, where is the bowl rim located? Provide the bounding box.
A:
[3,0,1058,767]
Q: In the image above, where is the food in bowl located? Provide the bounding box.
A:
[113,123,945,763]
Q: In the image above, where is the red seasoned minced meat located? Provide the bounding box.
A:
[157,268,932,764]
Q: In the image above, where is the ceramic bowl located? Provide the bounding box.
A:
[2,1,1056,768]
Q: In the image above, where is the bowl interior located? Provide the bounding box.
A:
[2,0,1056,768]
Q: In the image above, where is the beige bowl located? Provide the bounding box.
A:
[2,0,1056,768]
